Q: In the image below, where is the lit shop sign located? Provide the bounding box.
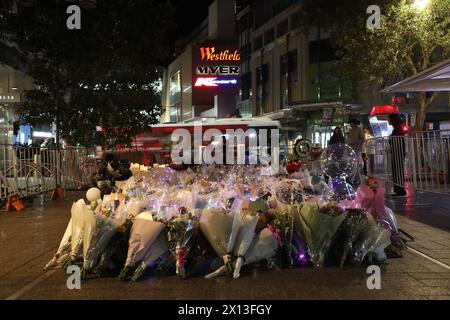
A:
[194,77,238,87]
[200,47,240,61]
[0,95,20,102]
[194,46,240,89]
[196,66,240,76]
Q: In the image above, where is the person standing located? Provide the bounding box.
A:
[388,114,407,197]
[40,138,49,148]
[347,119,365,186]
[329,126,346,146]
[362,128,376,176]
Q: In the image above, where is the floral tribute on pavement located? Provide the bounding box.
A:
[44,146,409,282]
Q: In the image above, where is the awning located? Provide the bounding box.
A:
[382,58,450,93]
[370,105,399,116]
[291,101,344,111]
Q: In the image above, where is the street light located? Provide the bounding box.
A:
[412,0,430,11]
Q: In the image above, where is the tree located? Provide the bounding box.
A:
[0,0,176,147]
[334,0,450,130]
[295,0,395,102]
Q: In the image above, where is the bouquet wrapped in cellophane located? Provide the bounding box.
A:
[118,211,165,280]
[44,218,72,271]
[232,210,259,278]
[92,217,133,277]
[355,181,407,250]
[166,211,199,279]
[61,199,86,269]
[338,208,369,268]
[294,201,347,267]
[82,214,119,273]
[199,207,235,272]
[352,213,391,265]
[205,228,278,278]
[131,231,169,281]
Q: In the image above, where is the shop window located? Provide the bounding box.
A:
[309,39,336,64]
[256,64,271,115]
[280,50,298,109]
[241,72,252,101]
[169,70,181,122]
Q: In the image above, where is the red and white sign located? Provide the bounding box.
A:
[194,77,238,87]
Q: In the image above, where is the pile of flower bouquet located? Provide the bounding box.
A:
[44,165,406,281]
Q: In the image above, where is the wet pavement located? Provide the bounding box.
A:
[1,192,450,300]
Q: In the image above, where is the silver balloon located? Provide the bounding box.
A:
[321,178,356,202]
[275,179,304,204]
[320,144,358,179]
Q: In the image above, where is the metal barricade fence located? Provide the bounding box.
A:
[370,131,450,195]
[0,145,98,201]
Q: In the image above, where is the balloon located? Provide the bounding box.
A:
[86,187,101,202]
[275,179,304,204]
[320,144,358,179]
[322,178,356,202]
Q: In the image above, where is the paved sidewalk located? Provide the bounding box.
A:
[0,192,449,300]
[387,191,450,232]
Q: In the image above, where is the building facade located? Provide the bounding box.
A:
[236,0,357,149]
[0,63,35,145]
[161,0,450,148]
[160,0,240,124]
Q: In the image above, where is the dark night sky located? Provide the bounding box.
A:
[172,0,215,38]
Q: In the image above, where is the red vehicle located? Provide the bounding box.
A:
[111,118,282,166]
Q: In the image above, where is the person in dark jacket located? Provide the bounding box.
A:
[329,126,346,145]
[389,114,407,197]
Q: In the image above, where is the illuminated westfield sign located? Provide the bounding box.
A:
[200,47,240,62]
[194,77,238,87]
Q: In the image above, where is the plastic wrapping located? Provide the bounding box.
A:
[44,218,72,271]
[199,208,234,258]
[223,211,241,273]
[132,232,169,281]
[295,201,347,267]
[81,203,97,276]
[124,213,165,267]
[82,206,96,256]
[233,212,259,278]
[174,218,199,279]
[271,205,298,267]
[339,209,369,268]
[92,218,133,277]
[68,200,85,265]
[275,179,305,204]
[83,215,118,272]
[353,214,391,264]
[205,228,278,279]
[355,184,403,248]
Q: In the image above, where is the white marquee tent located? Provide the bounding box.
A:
[383,58,450,93]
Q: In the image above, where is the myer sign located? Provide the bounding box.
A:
[196,66,240,76]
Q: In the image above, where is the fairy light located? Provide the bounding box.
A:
[412,0,429,11]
